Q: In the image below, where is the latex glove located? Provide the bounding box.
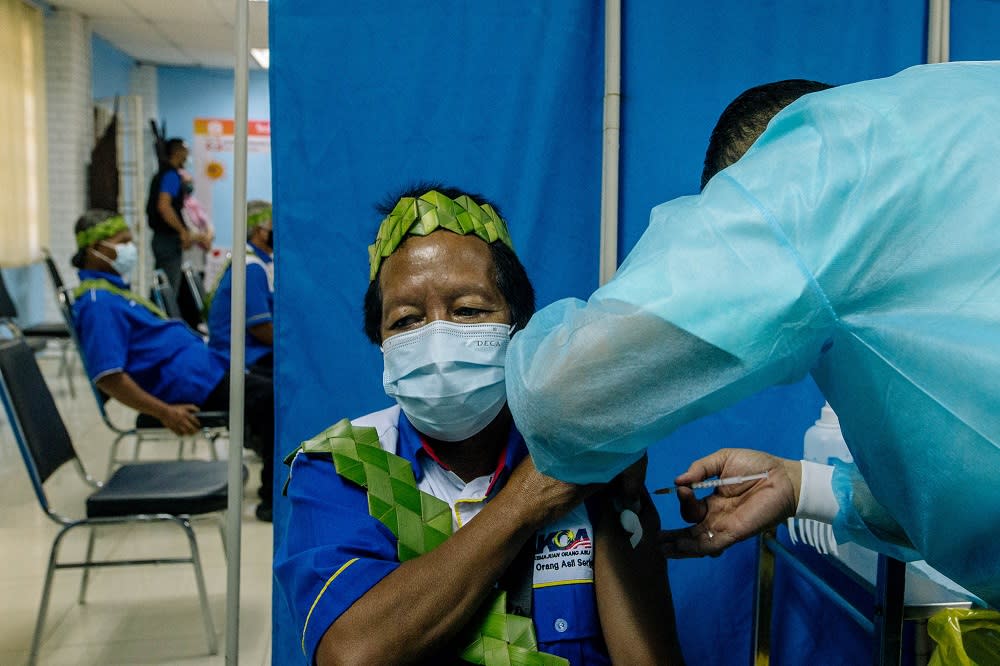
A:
[658,448,800,558]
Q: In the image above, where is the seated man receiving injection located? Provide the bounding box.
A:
[275,186,684,665]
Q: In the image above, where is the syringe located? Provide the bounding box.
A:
[653,471,769,495]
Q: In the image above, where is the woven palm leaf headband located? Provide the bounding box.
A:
[368,190,514,281]
[76,215,129,249]
[247,206,272,230]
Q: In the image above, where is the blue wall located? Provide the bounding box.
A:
[156,67,272,249]
[91,34,134,101]
[952,0,1000,60]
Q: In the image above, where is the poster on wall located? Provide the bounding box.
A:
[192,117,270,212]
[191,117,272,283]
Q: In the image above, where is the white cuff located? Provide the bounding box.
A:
[795,460,838,523]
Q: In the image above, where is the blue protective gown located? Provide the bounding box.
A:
[505,62,1000,607]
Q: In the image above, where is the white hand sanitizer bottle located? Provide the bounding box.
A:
[803,402,852,466]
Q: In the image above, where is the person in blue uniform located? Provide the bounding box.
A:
[503,62,1000,608]
[71,208,276,521]
[146,138,193,294]
[207,200,275,376]
[275,186,685,665]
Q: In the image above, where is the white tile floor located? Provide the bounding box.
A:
[0,352,273,666]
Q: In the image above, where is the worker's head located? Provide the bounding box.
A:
[72,209,137,279]
[364,184,535,442]
[701,79,833,190]
[164,138,189,169]
[246,200,273,252]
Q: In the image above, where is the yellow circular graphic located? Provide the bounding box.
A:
[205,161,225,180]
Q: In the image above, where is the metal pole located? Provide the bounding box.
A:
[928,0,942,63]
[927,0,951,64]
[599,0,622,286]
[226,0,250,662]
[874,555,906,666]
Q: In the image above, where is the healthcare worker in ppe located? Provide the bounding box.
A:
[504,62,1000,608]
[275,186,683,665]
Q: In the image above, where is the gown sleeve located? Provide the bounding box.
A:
[507,63,1000,607]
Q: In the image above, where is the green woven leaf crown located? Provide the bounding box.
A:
[76,215,128,249]
[368,190,514,282]
[247,206,272,230]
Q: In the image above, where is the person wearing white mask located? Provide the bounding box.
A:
[70,208,277,521]
[275,186,684,665]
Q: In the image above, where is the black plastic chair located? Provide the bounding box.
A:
[182,261,209,317]
[41,248,65,292]
[0,332,231,664]
[0,265,76,396]
[151,268,183,320]
[181,261,212,335]
[56,285,228,474]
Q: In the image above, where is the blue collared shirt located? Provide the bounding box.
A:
[73,269,227,405]
[275,408,608,665]
[207,244,273,366]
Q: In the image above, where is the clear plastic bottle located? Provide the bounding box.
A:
[803,401,852,465]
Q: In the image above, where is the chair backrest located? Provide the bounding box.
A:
[0,336,78,507]
[152,269,182,320]
[42,248,66,291]
[56,287,116,417]
[181,262,207,317]
[0,270,19,319]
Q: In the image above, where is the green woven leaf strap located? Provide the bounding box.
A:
[461,592,569,666]
[295,418,451,561]
[201,257,233,319]
[288,419,567,666]
[73,279,167,320]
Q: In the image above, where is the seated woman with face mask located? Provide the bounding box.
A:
[275,187,684,665]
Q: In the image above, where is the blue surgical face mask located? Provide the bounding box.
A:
[96,241,138,279]
[382,320,511,442]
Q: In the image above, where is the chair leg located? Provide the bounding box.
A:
[30,526,73,665]
[59,342,75,399]
[108,431,129,477]
[217,513,228,563]
[175,517,218,655]
[78,526,97,604]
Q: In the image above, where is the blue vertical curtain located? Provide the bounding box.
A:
[270,2,998,664]
[621,3,925,664]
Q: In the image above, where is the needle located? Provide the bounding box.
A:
[654,471,769,495]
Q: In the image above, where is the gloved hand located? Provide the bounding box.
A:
[658,448,799,557]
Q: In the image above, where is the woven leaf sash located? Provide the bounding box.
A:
[288,419,568,666]
[202,257,232,320]
[73,279,167,320]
